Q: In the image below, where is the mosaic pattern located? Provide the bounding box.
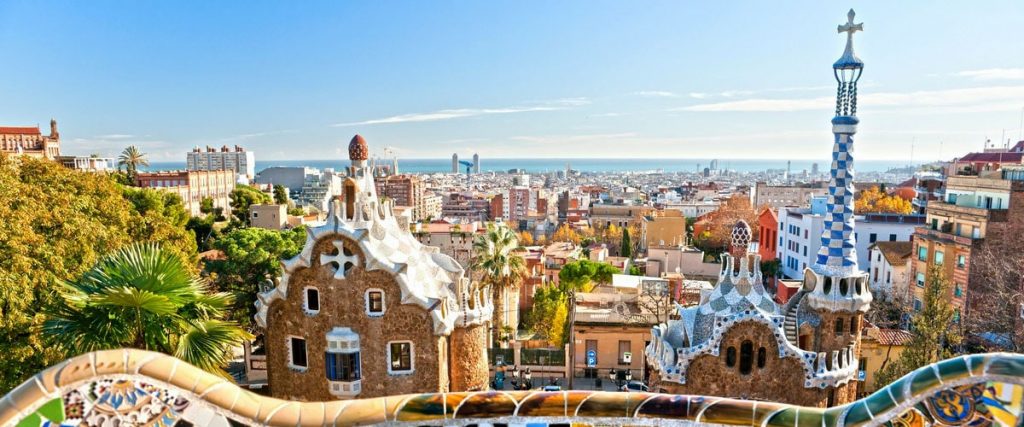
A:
[815,129,860,274]
[3,349,1023,426]
[253,159,493,335]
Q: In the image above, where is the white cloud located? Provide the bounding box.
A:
[95,134,135,139]
[332,98,588,127]
[679,85,1024,113]
[633,91,679,98]
[688,92,709,99]
[955,68,1024,81]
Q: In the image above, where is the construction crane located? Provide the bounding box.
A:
[458,160,474,188]
[382,146,399,175]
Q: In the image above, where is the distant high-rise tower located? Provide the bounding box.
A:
[473,153,480,173]
[451,153,459,173]
[786,160,792,183]
[812,162,820,175]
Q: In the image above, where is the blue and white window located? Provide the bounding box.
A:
[325,327,361,397]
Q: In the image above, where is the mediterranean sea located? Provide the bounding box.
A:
[142,158,912,174]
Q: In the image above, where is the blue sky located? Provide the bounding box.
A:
[3,1,1024,161]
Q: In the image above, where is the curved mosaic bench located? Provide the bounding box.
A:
[2,349,1022,426]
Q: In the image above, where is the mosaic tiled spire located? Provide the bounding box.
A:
[814,9,864,276]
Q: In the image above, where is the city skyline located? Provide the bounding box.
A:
[3,1,1024,161]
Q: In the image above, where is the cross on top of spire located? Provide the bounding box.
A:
[837,9,863,41]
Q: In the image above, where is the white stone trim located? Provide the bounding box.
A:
[386,340,415,375]
[364,288,386,317]
[302,286,320,316]
[286,335,308,372]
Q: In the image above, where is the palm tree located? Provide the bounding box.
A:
[472,223,526,347]
[118,145,149,182]
[43,243,250,379]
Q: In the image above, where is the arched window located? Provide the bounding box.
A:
[739,341,754,375]
[835,318,845,336]
[839,278,849,296]
[822,277,832,294]
[725,347,737,367]
[757,347,767,368]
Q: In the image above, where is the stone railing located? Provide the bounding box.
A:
[2,348,1023,426]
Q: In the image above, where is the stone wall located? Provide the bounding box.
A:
[450,324,489,391]
[265,236,443,400]
[655,320,857,407]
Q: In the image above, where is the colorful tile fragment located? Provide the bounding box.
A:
[2,349,1024,426]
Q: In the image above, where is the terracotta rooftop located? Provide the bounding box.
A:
[0,126,41,135]
[873,328,913,346]
[958,151,1024,163]
[872,241,913,266]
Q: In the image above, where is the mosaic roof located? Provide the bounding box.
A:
[3,348,1024,426]
[254,138,492,335]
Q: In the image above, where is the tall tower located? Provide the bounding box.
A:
[451,153,459,173]
[800,9,872,406]
[472,153,480,173]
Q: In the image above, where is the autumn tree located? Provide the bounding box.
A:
[855,186,913,214]
[551,224,582,245]
[528,286,569,346]
[874,266,961,386]
[699,195,758,251]
[517,230,535,246]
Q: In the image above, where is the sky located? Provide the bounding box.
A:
[2,1,1024,162]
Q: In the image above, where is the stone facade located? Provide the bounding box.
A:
[256,135,492,401]
[263,238,445,400]
[657,321,831,406]
[134,169,235,217]
[0,119,60,159]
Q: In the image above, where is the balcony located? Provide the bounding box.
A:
[914,226,974,246]
[947,175,1024,192]
[926,201,1008,222]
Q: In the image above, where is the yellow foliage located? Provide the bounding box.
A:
[552,224,581,244]
[517,231,535,246]
[855,186,913,214]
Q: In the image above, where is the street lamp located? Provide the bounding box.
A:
[523,367,532,390]
[625,369,633,382]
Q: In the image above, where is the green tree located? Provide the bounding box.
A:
[0,156,204,392]
[874,266,961,386]
[186,215,218,252]
[206,227,305,331]
[472,223,526,346]
[43,243,250,379]
[273,185,288,205]
[620,228,632,258]
[628,264,642,276]
[117,145,149,182]
[229,185,271,225]
[558,259,621,292]
[200,197,215,215]
[528,286,569,346]
[122,187,197,263]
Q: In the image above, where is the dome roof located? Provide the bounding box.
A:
[731,220,752,249]
[349,134,369,161]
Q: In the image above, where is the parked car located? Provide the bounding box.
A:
[621,380,649,392]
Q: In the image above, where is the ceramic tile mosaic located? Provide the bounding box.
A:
[2,349,1023,426]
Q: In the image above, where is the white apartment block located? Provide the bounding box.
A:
[188,145,256,178]
[777,196,924,279]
